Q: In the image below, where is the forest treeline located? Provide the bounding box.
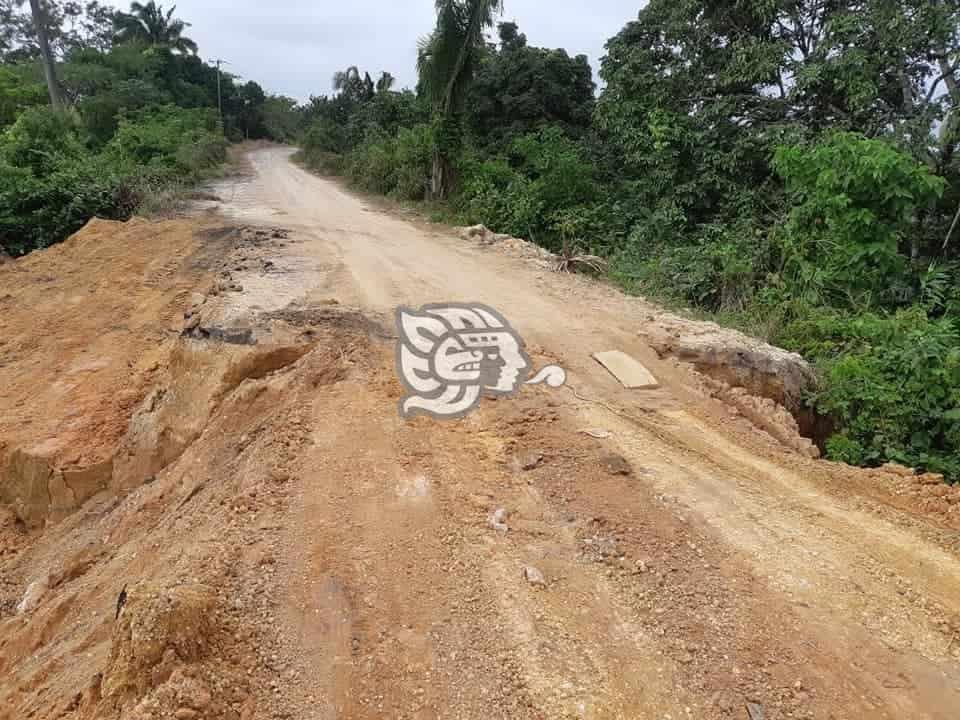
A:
[297,1,960,481]
[0,0,300,255]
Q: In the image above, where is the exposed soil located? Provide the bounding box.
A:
[1,146,959,720]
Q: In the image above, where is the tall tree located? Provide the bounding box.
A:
[376,71,395,94]
[332,65,374,103]
[469,21,594,144]
[332,65,359,93]
[113,1,197,54]
[27,0,65,110]
[1,1,116,61]
[417,0,503,198]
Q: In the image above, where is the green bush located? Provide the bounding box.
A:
[301,117,348,156]
[0,151,130,254]
[455,126,599,247]
[0,67,47,129]
[296,148,346,175]
[781,308,960,480]
[0,105,226,256]
[611,220,771,312]
[391,124,433,200]
[773,132,945,308]
[106,105,226,179]
[341,123,433,201]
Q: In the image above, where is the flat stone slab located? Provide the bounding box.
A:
[593,350,659,389]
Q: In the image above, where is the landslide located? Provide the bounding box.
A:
[0,216,379,720]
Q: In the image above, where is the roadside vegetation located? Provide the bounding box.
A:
[297,1,960,481]
[0,0,300,255]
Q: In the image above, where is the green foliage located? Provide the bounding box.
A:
[343,123,433,201]
[773,132,946,307]
[456,126,600,246]
[106,104,225,177]
[260,95,301,143]
[781,309,960,479]
[468,22,595,145]
[0,104,224,256]
[0,1,303,256]
[0,66,46,128]
[614,222,771,313]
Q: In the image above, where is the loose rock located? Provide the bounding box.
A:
[522,565,547,587]
[16,578,49,614]
[514,450,544,472]
[489,507,509,534]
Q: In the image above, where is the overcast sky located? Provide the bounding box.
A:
[167,1,644,101]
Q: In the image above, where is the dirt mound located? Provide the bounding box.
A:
[860,464,960,528]
[0,218,211,526]
[0,217,371,719]
[0,218,312,527]
[103,583,217,701]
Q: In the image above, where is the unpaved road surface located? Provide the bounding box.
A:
[2,145,959,720]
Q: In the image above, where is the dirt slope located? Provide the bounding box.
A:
[1,146,959,720]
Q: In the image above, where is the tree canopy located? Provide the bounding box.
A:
[112,1,197,54]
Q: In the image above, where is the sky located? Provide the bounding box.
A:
[167,1,644,101]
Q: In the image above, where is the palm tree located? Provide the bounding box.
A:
[332,65,375,102]
[418,0,503,198]
[332,65,360,94]
[113,1,197,54]
[376,71,395,94]
[26,0,65,110]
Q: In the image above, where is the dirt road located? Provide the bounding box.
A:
[2,146,959,720]
[209,147,960,717]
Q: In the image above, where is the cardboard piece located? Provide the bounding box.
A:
[592,350,659,389]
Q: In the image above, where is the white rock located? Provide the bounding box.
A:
[16,578,50,614]
[522,565,547,587]
[489,508,509,533]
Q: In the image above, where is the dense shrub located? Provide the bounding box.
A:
[338,123,433,201]
[0,67,47,129]
[612,221,771,312]
[106,105,226,178]
[0,105,225,255]
[456,126,600,248]
[780,309,960,479]
[773,132,946,309]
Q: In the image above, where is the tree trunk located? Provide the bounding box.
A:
[432,3,489,199]
[440,7,483,117]
[431,146,452,200]
[937,54,960,166]
[28,0,64,112]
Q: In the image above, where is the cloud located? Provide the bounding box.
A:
[167,0,642,101]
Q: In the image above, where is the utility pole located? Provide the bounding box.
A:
[214,59,229,117]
